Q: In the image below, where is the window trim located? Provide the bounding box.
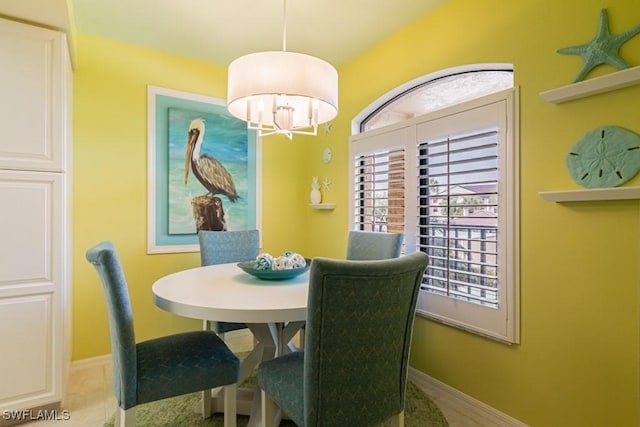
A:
[350,88,520,344]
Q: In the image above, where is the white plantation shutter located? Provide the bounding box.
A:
[418,129,499,308]
[352,147,405,234]
[350,89,519,344]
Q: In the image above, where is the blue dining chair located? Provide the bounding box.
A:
[346,230,404,260]
[257,252,429,427]
[198,230,260,337]
[86,241,239,427]
[297,230,404,350]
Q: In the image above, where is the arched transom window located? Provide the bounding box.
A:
[356,66,514,133]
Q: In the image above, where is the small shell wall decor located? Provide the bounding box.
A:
[566,126,640,188]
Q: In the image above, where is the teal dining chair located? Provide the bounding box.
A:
[198,229,260,336]
[346,230,404,260]
[295,230,404,351]
[86,241,239,427]
[257,252,429,427]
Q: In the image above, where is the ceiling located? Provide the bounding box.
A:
[68,0,444,67]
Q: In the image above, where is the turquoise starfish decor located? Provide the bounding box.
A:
[557,9,640,82]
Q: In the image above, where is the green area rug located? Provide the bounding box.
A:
[103,381,448,426]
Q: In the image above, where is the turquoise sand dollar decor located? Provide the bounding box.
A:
[557,9,640,82]
[567,126,640,188]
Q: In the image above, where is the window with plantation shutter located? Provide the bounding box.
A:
[350,71,519,344]
[352,147,405,234]
[418,128,499,309]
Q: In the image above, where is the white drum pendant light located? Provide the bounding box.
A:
[227,0,338,139]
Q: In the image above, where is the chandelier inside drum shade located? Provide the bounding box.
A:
[226,0,338,139]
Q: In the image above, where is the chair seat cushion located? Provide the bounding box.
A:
[136,330,239,406]
[257,351,304,426]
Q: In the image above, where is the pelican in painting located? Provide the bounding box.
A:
[184,118,239,202]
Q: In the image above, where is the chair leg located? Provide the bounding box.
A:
[116,407,135,427]
[224,383,237,427]
[201,388,212,418]
[261,390,276,427]
[298,325,305,349]
[389,410,405,427]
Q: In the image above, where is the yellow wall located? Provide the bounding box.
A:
[72,0,640,425]
[327,0,639,426]
[72,34,309,359]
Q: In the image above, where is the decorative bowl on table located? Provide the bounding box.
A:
[237,251,310,281]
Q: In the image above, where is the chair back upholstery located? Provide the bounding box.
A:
[199,229,260,265]
[85,241,137,409]
[346,230,404,260]
[304,252,428,426]
[199,229,260,334]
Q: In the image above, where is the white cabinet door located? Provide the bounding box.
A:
[0,17,68,172]
[0,294,56,407]
[0,169,65,411]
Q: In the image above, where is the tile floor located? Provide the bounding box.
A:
[19,331,474,427]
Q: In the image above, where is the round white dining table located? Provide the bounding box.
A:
[152,262,309,427]
[152,262,309,324]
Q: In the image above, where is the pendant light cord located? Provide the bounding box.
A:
[282,0,287,51]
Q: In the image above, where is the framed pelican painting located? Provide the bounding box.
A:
[147,86,261,254]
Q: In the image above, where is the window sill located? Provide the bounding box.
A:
[539,186,640,202]
[539,65,640,103]
[310,203,335,210]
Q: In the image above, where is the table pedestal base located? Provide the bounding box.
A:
[199,321,304,426]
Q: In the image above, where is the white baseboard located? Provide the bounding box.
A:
[408,367,528,427]
[70,354,111,372]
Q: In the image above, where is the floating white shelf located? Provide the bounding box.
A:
[539,186,640,202]
[539,65,640,103]
[310,203,336,210]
